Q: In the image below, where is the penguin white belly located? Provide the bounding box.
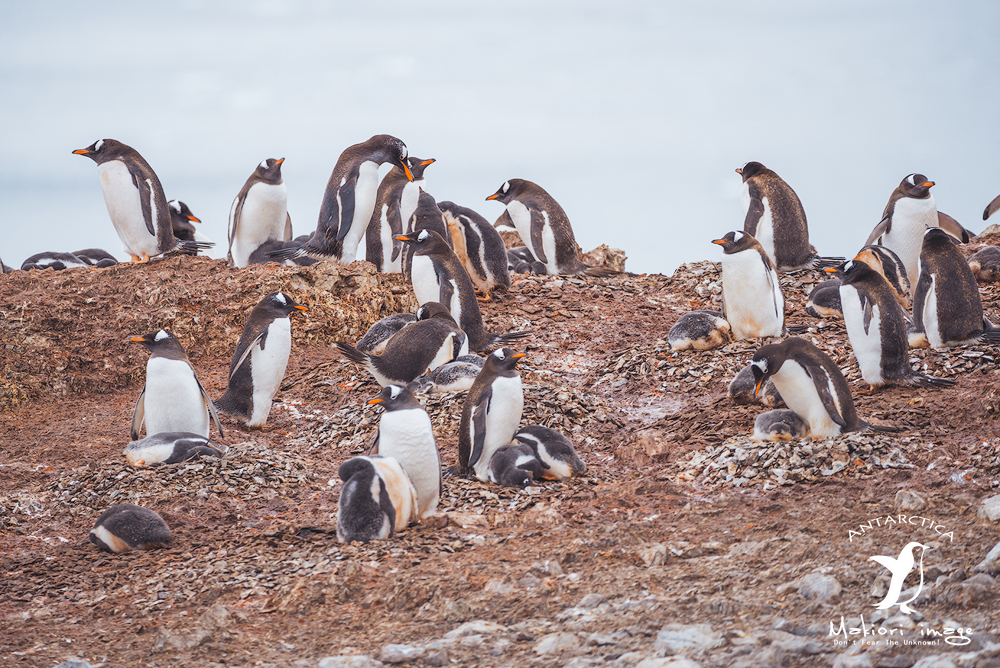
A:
[883,196,937,291]
[540,211,559,275]
[505,200,534,256]
[91,524,130,553]
[427,332,458,373]
[143,358,209,437]
[410,255,441,306]
[755,197,777,267]
[721,251,783,339]
[98,160,158,258]
[377,410,440,519]
[377,204,401,273]
[536,442,573,479]
[472,375,524,481]
[370,457,420,529]
[770,364,843,438]
[124,440,176,467]
[839,287,885,385]
[399,182,420,234]
[922,274,944,348]
[231,182,288,268]
[740,181,751,214]
[448,279,463,326]
[340,161,381,263]
[247,319,292,427]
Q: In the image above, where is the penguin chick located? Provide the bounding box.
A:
[124,432,225,467]
[407,355,485,394]
[751,409,809,442]
[20,251,89,271]
[73,248,119,267]
[513,425,587,479]
[89,504,171,553]
[968,246,1000,283]
[805,278,843,319]
[507,246,545,274]
[713,230,784,339]
[488,443,543,487]
[668,310,732,351]
[336,456,418,543]
[728,365,784,408]
[356,313,418,354]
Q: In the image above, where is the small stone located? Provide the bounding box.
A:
[378,644,424,664]
[534,632,582,655]
[317,656,384,668]
[577,593,606,609]
[53,662,95,668]
[423,648,449,666]
[635,658,703,668]
[832,654,874,668]
[532,560,563,576]
[640,544,667,566]
[979,495,1000,522]
[894,489,926,512]
[974,539,1000,575]
[910,657,957,668]
[797,573,842,602]
[444,620,506,640]
[654,623,722,653]
[765,630,825,655]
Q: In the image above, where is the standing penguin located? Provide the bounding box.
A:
[827,259,954,389]
[396,229,529,351]
[73,139,209,262]
[439,200,512,300]
[712,230,784,339]
[911,227,1000,348]
[130,329,224,441]
[368,385,441,520]
[276,134,412,264]
[486,179,594,275]
[750,338,897,437]
[736,161,839,271]
[457,348,526,480]
[336,456,419,543]
[215,292,308,427]
[365,157,435,272]
[227,158,292,268]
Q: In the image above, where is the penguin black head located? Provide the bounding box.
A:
[255,158,285,184]
[260,291,308,317]
[711,230,758,254]
[367,384,421,411]
[168,200,201,224]
[899,173,934,198]
[416,301,456,323]
[486,179,529,204]
[825,258,877,285]
[73,138,128,164]
[750,343,787,396]
[130,329,186,356]
[406,157,436,181]
[922,226,959,250]
[395,229,450,253]
[735,161,767,181]
[369,134,412,182]
[485,347,526,373]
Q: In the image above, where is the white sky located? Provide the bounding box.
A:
[1,1,998,274]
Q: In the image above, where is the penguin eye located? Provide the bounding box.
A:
[733,231,744,242]
[95,139,104,151]
[275,293,287,305]
[259,159,269,170]
[493,349,506,360]
[905,174,917,185]
[502,181,510,193]
[418,229,430,241]
[389,385,403,399]
[844,261,853,271]
[169,201,181,213]
[154,330,170,341]
[753,359,767,373]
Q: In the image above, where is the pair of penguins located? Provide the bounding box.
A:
[337,350,586,543]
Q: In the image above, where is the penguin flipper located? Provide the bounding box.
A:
[528,209,549,266]
[911,269,932,335]
[131,387,146,441]
[388,198,404,262]
[468,391,493,469]
[367,429,380,455]
[984,193,1000,221]
[742,193,765,237]
[435,262,455,310]
[229,330,268,382]
[127,165,157,237]
[937,212,971,244]
[197,378,225,438]
[226,194,243,263]
[806,366,848,430]
[864,214,890,247]
[283,212,293,241]
[335,174,358,242]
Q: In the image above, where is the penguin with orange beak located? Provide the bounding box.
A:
[457,348,526,480]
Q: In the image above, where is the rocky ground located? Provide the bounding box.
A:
[2,239,1000,668]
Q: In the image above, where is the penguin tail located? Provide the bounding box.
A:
[492,329,533,346]
[786,324,809,334]
[860,420,902,434]
[981,331,1000,343]
[335,341,370,366]
[905,374,956,389]
[172,239,215,255]
[267,245,307,261]
[810,256,846,270]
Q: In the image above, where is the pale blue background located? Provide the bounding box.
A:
[2,1,998,274]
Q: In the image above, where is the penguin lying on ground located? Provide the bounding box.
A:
[668,310,732,351]
[20,252,90,271]
[457,348,525,480]
[751,409,809,442]
[968,246,1000,283]
[507,246,545,275]
[728,365,784,408]
[124,432,226,467]
[356,313,417,354]
[407,355,485,394]
[513,425,587,479]
[336,456,418,543]
[488,443,543,487]
[805,279,843,319]
[73,248,119,267]
[215,292,308,428]
[713,231,784,339]
[246,239,318,267]
[439,200,512,300]
[89,504,171,553]
[366,157,435,273]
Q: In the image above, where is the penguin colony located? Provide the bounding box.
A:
[12,135,997,550]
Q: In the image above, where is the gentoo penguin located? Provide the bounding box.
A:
[806,245,911,318]
[827,259,954,389]
[911,227,1000,348]
[215,292,308,427]
[805,279,843,319]
[488,443,542,487]
[20,252,89,271]
[968,246,1000,283]
[750,337,897,437]
[356,312,417,354]
[336,302,468,386]
[507,246,545,274]
[124,432,225,467]
[246,238,318,267]
[984,193,1000,221]
[277,134,412,264]
[365,156,435,273]
[336,456,418,543]
[401,190,453,280]
[89,504,171,553]
[728,364,784,408]
[439,200,512,300]
[512,425,587,480]
[227,158,292,268]
[368,385,441,520]
[668,310,732,351]
[457,348,525,480]
[751,409,809,442]
[407,355,485,394]
[713,230,784,339]
[72,248,119,267]
[397,229,530,351]
[130,329,224,441]
[736,161,840,271]
[486,179,593,275]
[168,200,213,255]
[73,139,208,262]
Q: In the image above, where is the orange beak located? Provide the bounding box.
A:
[420,159,435,166]
[824,267,838,273]
[275,158,285,166]
[395,235,411,242]
[367,397,383,405]
[512,352,527,359]
[294,304,308,311]
[129,336,146,342]
[753,378,765,397]
[486,194,500,201]
[712,239,727,245]
[921,181,935,188]
[402,163,414,182]
[735,168,742,175]
[186,214,201,223]
[72,149,90,155]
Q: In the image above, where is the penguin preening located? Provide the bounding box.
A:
[512,425,587,480]
[439,200,512,300]
[89,504,171,553]
[368,385,441,520]
[124,432,226,467]
[355,312,417,355]
[911,227,1000,348]
[667,310,732,351]
[130,329,224,441]
[365,157,435,273]
[457,348,525,480]
[227,158,292,268]
[736,161,841,271]
[826,259,954,390]
[713,230,784,339]
[73,139,211,262]
[751,337,898,438]
[276,134,412,264]
[215,292,308,428]
[336,456,418,543]
[396,229,530,351]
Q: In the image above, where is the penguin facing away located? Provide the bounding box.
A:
[668,310,732,351]
[512,425,587,479]
[438,200,512,300]
[365,156,435,273]
[367,385,441,520]
[73,139,210,262]
[336,456,418,543]
[215,292,308,427]
[751,409,809,442]
[89,504,172,553]
[713,230,784,339]
[130,329,224,441]
[355,312,418,354]
[488,443,543,487]
[457,348,526,480]
[124,432,226,467]
[227,158,292,268]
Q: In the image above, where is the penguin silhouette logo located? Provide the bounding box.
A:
[869,542,929,614]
